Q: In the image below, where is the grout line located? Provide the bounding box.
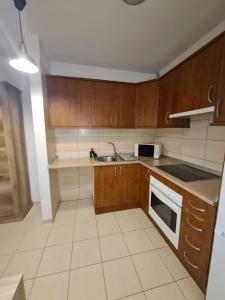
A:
[114,213,146,296]
[66,218,76,300]
[96,213,109,300]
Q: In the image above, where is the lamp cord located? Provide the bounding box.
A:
[18,11,24,44]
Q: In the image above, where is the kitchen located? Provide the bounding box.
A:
[0,0,225,299]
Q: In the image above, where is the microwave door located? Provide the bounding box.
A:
[139,144,154,157]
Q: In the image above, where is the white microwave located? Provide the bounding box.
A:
[135,143,162,159]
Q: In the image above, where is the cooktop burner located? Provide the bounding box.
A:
[157,164,219,182]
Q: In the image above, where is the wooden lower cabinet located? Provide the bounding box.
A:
[140,165,150,214]
[178,193,217,292]
[94,164,140,213]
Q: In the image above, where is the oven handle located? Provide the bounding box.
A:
[186,217,203,232]
[185,235,201,251]
[183,252,199,269]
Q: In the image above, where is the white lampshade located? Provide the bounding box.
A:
[123,0,146,5]
[9,43,39,74]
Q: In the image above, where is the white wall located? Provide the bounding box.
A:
[50,61,157,83]
[160,19,225,76]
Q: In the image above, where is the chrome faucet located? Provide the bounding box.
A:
[107,141,117,157]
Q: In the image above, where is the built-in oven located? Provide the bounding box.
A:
[149,176,182,249]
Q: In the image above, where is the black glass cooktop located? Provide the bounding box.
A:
[157,164,219,182]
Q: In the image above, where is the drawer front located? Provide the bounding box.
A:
[179,234,208,291]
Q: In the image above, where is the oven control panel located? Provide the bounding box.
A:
[150,176,182,207]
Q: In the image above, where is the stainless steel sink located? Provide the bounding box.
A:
[96,155,123,162]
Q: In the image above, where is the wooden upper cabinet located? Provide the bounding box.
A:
[183,37,223,110]
[158,70,190,128]
[91,81,116,127]
[46,76,91,128]
[115,83,135,128]
[213,35,225,124]
[91,81,135,128]
[135,80,159,127]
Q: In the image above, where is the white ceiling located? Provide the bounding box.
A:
[23,0,225,72]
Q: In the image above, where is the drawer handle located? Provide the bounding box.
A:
[119,166,122,176]
[186,217,203,232]
[185,235,201,252]
[184,252,199,269]
[145,170,150,182]
[189,200,205,212]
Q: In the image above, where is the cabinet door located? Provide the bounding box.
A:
[118,164,140,206]
[46,76,91,128]
[135,81,159,127]
[115,83,135,128]
[91,81,117,127]
[213,35,225,124]
[158,70,190,128]
[185,37,223,110]
[94,166,117,209]
[140,165,150,214]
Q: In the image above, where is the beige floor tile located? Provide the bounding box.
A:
[3,249,43,280]
[124,229,154,255]
[0,255,11,275]
[145,227,168,249]
[115,209,136,216]
[17,229,50,252]
[24,279,34,299]
[75,207,96,223]
[74,221,98,241]
[71,238,101,269]
[97,218,121,237]
[29,271,69,300]
[76,198,93,208]
[0,233,25,255]
[96,212,115,220]
[135,212,153,228]
[103,256,142,300]
[68,264,107,300]
[59,200,77,211]
[158,247,189,280]
[99,234,129,261]
[52,209,75,227]
[47,225,73,246]
[21,217,52,232]
[145,282,186,300]
[37,243,72,276]
[132,251,173,290]
[117,215,142,232]
[120,293,146,300]
[177,278,205,300]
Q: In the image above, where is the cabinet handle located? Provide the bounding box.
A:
[165,112,170,124]
[188,200,205,213]
[145,170,150,182]
[114,115,118,126]
[119,166,122,176]
[216,99,222,118]
[185,235,201,252]
[183,252,199,269]
[111,115,114,125]
[207,84,215,104]
[186,217,203,232]
[114,167,117,176]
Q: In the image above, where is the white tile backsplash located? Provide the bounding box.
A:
[47,116,225,201]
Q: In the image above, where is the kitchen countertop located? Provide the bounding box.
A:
[48,156,222,207]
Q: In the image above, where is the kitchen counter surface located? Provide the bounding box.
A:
[48,157,222,206]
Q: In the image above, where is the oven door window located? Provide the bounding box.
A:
[151,191,177,233]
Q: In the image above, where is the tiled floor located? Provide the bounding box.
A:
[0,200,205,300]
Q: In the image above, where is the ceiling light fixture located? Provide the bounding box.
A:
[9,0,39,74]
[123,0,146,5]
